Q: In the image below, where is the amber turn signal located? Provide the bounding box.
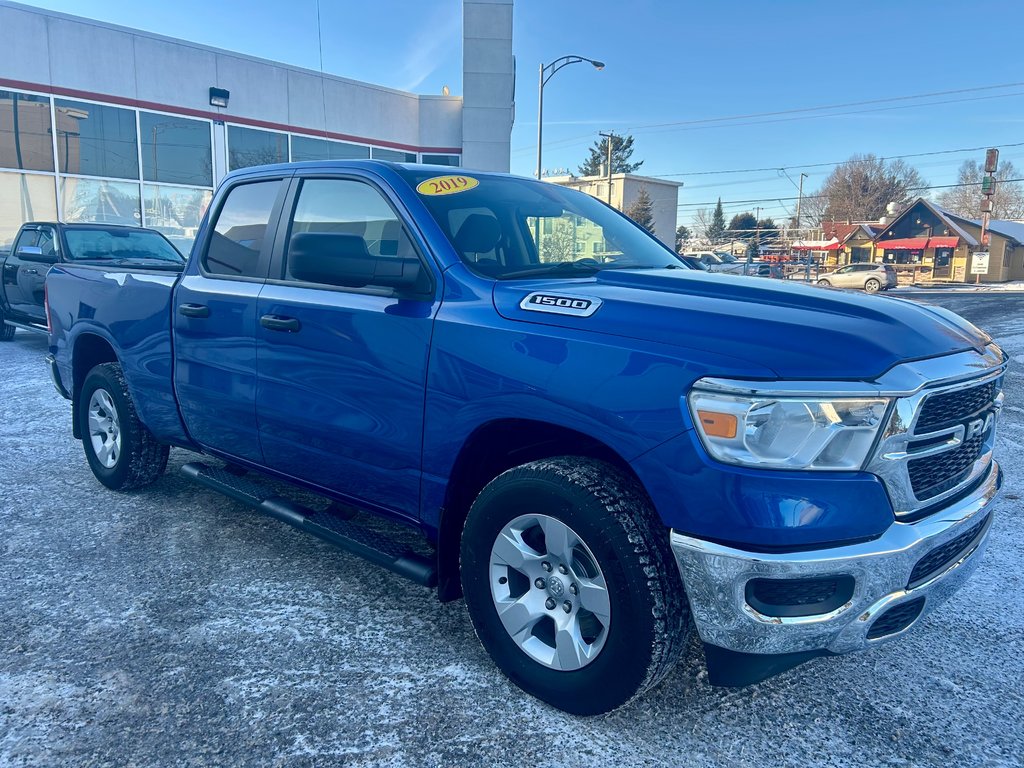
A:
[697,410,738,439]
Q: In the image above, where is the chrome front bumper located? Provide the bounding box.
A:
[671,461,1001,656]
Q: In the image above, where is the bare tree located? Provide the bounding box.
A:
[690,208,711,242]
[540,219,578,263]
[810,154,926,224]
[937,159,1024,220]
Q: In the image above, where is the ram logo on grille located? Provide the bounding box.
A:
[964,412,995,441]
[520,293,602,317]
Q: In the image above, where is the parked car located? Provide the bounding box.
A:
[678,254,710,271]
[684,250,751,275]
[46,161,1004,715]
[816,263,898,293]
[0,222,185,340]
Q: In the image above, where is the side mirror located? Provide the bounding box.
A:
[17,245,59,265]
[289,232,426,294]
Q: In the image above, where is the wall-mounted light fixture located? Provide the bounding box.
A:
[209,87,230,108]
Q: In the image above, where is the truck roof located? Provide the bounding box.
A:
[219,159,518,184]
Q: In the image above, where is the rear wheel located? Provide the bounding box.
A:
[79,363,169,490]
[864,278,881,293]
[460,457,689,715]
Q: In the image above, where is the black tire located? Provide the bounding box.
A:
[0,307,15,341]
[79,362,169,491]
[460,457,689,715]
[816,279,831,287]
[864,278,881,293]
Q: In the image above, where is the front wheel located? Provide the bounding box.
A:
[817,279,831,287]
[460,457,689,715]
[79,363,169,490]
[864,278,881,293]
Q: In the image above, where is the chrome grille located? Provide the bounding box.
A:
[865,351,1005,519]
[908,431,987,500]
[915,380,997,432]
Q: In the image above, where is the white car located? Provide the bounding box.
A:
[684,251,752,275]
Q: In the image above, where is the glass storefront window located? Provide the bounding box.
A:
[0,91,54,172]
[422,154,460,167]
[228,126,288,170]
[144,184,213,255]
[290,135,371,162]
[140,112,213,187]
[60,177,141,227]
[54,99,139,180]
[0,172,58,248]
[371,147,416,163]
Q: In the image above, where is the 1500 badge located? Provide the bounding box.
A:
[520,293,602,317]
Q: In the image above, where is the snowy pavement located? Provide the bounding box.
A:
[1,295,1022,767]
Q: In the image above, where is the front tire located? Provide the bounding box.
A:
[864,278,881,293]
[79,363,169,490]
[0,307,15,341]
[460,457,689,715]
[816,279,831,287]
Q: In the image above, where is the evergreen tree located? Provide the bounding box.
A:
[625,186,655,233]
[707,198,726,243]
[578,134,643,176]
[675,224,690,252]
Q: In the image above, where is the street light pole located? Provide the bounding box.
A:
[535,55,604,180]
[598,131,615,205]
[795,172,807,229]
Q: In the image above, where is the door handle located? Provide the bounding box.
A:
[178,303,210,318]
[24,269,39,275]
[260,314,301,332]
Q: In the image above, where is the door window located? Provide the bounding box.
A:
[203,180,282,278]
[283,178,424,290]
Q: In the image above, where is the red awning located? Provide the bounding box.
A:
[877,237,928,250]
[928,236,959,248]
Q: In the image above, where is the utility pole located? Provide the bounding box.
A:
[599,131,615,206]
[748,206,761,275]
[795,172,807,230]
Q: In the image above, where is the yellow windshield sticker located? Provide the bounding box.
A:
[416,175,479,196]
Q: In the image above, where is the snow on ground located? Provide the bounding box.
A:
[0,295,1022,767]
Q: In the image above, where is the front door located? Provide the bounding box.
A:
[3,225,57,322]
[255,175,439,519]
[173,176,288,463]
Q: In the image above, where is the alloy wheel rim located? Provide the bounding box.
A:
[489,513,610,671]
[88,388,121,469]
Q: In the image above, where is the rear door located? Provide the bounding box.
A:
[173,176,289,463]
[254,173,440,518]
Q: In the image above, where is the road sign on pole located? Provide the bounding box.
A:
[985,148,999,173]
[971,251,990,280]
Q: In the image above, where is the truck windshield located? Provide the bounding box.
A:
[396,169,685,279]
[63,228,185,265]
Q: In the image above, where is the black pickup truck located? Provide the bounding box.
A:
[0,222,184,340]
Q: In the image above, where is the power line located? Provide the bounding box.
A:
[646,141,1024,179]
[675,178,1024,209]
[628,81,1024,131]
[512,81,1024,155]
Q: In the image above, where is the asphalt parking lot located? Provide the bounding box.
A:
[1,293,1022,768]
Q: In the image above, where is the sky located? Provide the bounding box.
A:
[20,0,1024,228]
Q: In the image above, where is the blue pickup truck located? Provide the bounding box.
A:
[45,161,1004,715]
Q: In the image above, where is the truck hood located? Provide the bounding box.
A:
[492,269,990,380]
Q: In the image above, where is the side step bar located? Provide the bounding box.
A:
[181,462,437,587]
[3,319,48,335]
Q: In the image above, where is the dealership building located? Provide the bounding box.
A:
[0,0,515,251]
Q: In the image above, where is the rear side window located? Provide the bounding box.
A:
[204,180,281,278]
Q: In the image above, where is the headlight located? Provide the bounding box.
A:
[687,390,890,470]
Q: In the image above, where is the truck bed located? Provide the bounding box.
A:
[47,263,191,445]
